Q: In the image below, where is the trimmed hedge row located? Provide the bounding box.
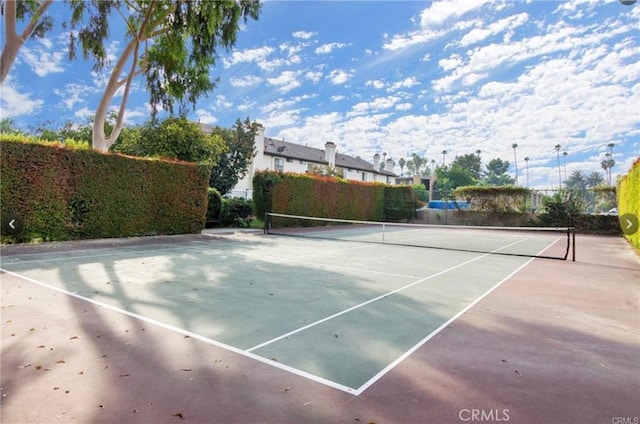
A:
[618,156,640,250]
[252,171,414,222]
[1,138,210,243]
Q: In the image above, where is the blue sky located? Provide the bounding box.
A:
[1,0,639,189]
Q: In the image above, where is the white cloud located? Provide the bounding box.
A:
[305,71,323,83]
[195,109,218,125]
[439,54,464,71]
[366,79,386,90]
[266,71,301,93]
[0,81,44,117]
[53,83,95,109]
[315,42,348,55]
[383,0,493,50]
[213,95,233,110]
[123,106,150,125]
[230,75,263,88]
[459,12,529,47]
[73,106,94,121]
[223,46,274,68]
[20,46,65,77]
[327,69,355,85]
[387,77,420,92]
[292,31,316,39]
[349,96,401,117]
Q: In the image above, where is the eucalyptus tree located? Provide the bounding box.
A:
[67,0,261,152]
[406,153,430,177]
[0,0,54,84]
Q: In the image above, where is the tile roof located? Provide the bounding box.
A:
[264,137,397,176]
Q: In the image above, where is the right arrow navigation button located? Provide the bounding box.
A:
[620,214,639,236]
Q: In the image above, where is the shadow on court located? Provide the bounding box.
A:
[1,232,638,423]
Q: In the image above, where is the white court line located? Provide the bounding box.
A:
[246,236,535,353]
[353,255,537,395]
[0,241,226,265]
[0,268,359,395]
[0,234,563,396]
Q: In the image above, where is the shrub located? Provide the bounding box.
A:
[454,186,531,212]
[252,170,414,223]
[206,188,222,223]
[1,137,210,243]
[221,198,254,227]
[383,185,414,221]
[618,157,640,250]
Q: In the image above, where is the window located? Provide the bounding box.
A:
[286,158,293,163]
[274,157,284,171]
[300,160,305,165]
[362,172,366,181]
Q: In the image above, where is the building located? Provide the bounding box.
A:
[229,124,398,198]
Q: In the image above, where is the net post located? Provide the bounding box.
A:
[382,223,386,244]
[571,227,576,262]
[264,212,268,235]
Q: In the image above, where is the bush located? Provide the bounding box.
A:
[618,157,640,250]
[537,190,584,227]
[1,137,210,243]
[252,170,285,219]
[206,188,222,223]
[252,171,416,223]
[221,198,254,227]
[454,186,531,212]
[536,189,620,235]
[383,185,414,221]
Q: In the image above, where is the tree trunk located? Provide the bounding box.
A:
[1,0,53,85]
[92,39,138,152]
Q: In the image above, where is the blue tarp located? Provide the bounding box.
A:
[428,200,470,210]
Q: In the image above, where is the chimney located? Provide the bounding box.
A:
[325,141,336,167]
[373,153,380,171]
[251,123,266,175]
[386,158,394,174]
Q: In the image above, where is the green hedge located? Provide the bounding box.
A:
[206,188,223,223]
[1,138,210,243]
[618,156,640,250]
[252,171,413,222]
[383,185,415,221]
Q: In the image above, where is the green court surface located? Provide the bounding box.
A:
[0,232,559,394]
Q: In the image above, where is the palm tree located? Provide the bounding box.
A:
[441,150,447,166]
[554,144,562,188]
[562,151,568,181]
[586,171,604,188]
[511,143,519,185]
[607,143,615,184]
[524,157,530,188]
[601,153,615,186]
[565,170,587,191]
[398,157,406,176]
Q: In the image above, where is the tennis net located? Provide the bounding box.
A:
[265,213,575,261]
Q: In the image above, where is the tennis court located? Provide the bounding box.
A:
[1,223,638,423]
